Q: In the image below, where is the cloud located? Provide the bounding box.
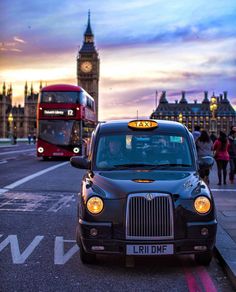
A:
[1,0,235,120]
[13,36,26,43]
[10,48,22,52]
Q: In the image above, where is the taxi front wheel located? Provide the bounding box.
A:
[195,251,212,266]
[79,238,96,264]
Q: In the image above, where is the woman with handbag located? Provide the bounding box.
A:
[213,131,230,185]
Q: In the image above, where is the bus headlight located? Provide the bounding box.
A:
[194,196,211,214]
[38,147,44,153]
[73,147,80,154]
[87,196,104,214]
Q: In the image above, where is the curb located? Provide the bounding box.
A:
[215,224,236,289]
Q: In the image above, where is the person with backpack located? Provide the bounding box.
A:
[196,130,213,184]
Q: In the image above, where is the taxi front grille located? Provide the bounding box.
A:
[126,193,174,240]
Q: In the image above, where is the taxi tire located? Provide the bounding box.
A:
[195,251,212,266]
[79,238,96,264]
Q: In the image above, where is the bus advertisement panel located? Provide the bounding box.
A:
[37,84,96,159]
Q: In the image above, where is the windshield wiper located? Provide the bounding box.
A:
[100,163,192,170]
[150,163,191,170]
[113,163,156,169]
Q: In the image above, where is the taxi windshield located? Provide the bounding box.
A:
[95,133,193,170]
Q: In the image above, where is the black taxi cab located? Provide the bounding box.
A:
[70,119,217,265]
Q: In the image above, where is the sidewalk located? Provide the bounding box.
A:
[209,163,236,288]
[0,138,29,147]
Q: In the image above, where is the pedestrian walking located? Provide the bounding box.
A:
[33,133,37,144]
[196,130,213,184]
[228,129,236,184]
[28,133,32,144]
[13,134,17,145]
[213,131,230,185]
[192,125,201,141]
[210,131,217,143]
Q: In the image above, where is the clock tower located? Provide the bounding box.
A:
[77,11,100,121]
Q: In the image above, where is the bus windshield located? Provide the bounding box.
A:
[95,133,193,170]
[40,91,86,104]
[38,120,80,145]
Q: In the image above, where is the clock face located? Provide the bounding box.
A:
[80,61,93,73]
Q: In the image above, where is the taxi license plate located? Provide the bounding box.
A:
[126,244,174,255]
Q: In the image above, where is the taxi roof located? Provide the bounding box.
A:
[97,119,189,135]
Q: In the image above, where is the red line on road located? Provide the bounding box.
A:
[196,266,217,292]
[184,267,203,292]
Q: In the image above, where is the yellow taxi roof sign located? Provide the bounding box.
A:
[128,120,158,130]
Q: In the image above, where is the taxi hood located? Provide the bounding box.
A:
[90,170,200,199]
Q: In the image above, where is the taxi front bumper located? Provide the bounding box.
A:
[77,218,217,256]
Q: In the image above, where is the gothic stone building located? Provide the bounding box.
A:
[151,91,236,134]
[0,83,12,138]
[0,82,39,138]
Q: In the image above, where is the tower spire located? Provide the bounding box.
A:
[159,91,168,104]
[24,81,28,97]
[155,91,158,108]
[179,91,187,104]
[82,10,94,44]
[85,10,93,36]
[2,82,6,96]
[202,91,209,104]
[31,82,34,95]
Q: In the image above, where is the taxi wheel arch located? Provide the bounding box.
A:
[195,251,213,266]
[77,229,96,264]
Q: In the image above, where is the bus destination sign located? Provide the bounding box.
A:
[43,109,75,117]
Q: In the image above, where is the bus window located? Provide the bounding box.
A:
[40,91,85,104]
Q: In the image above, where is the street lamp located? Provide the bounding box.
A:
[8,112,14,144]
[210,95,217,132]
[178,113,183,123]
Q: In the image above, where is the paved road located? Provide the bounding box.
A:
[0,144,235,291]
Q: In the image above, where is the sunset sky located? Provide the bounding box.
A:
[0,0,236,120]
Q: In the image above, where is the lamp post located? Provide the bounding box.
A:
[8,113,14,144]
[178,113,183,123]
[210,95,217,133]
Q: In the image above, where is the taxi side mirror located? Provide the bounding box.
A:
[198,156,214,169]
[70,156,91,169]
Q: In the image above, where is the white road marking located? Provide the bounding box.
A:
[0,149,35,156]
[0,162,68,194]
[0,160,7,164]
[54,237,79,265]
[211,189,236,192]
[48,195,74,212]
[0,235,44,264]
[0,235,79,265]
[0,189,8,195]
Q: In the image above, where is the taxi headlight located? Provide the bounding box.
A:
[87,196,104,214]
[194,196,211,214]
[38,147,44,153]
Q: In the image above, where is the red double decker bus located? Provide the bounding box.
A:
[37,84,96,160]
